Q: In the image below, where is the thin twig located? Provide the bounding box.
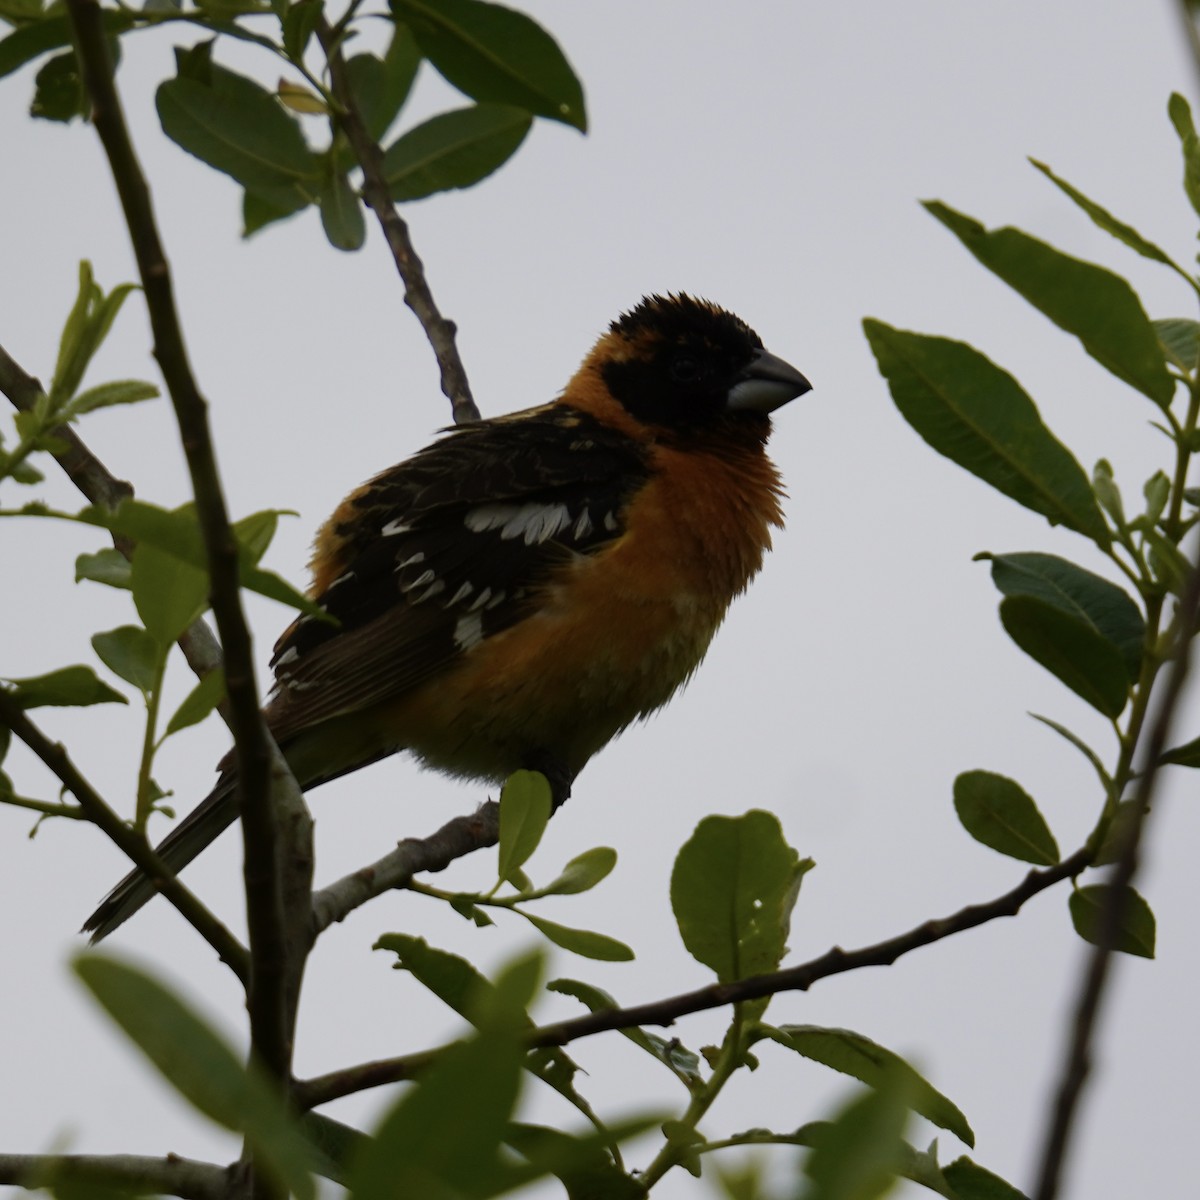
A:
[65,0,303,1144]
[312,800,500,933]
[0,1152,232,1200]
[0,690,248,979]
[317,18,482,426]
[296,845,1090,1108]
[1030,560,1200,1200]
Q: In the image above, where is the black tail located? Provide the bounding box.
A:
[82,775,240,942]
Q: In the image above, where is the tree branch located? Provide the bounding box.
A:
[1030,558,1200,1200]
[0,1152,231,1200]
[296,844,1090,1108]
[0,689,248,979]
[64,0,301,1118]
[318,19,481,426]
[311,800,500,934]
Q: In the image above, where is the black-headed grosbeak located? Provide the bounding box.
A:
[85,294,810,940]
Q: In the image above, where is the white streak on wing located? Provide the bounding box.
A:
[395,551,426,570]
[602,511,619,532]
[485,589,506,610]
[382,518,413,536]
[412,579,446,604]
[454,611,484,650]
[446,582,473,607]
[403,569,436,591]
[468,587,493,612]
[275,646,299,667]
[573,510,593,540]
[328,571,355,589]
[464,502,572,545]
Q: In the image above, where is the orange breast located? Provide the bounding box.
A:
[384,440,785,781]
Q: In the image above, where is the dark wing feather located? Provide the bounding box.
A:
[264,405,649,743]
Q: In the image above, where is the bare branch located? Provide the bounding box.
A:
[0,689,248,979]
[312,800,500,934]
[297,844,1090,1108]
[1031,559,1200,1200]
[318,19,482,426]
[0,1152,231,1200]
[64,0,307,1145]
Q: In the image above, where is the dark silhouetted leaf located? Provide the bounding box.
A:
[978,551,1143,679]
[863,321,1109,545]
[383,102,531,200]
[999,596,1129,717]
[952,770,1059,865]
[925,201,1174,407]
[1069,884,1155,958]
[392,0,586,130]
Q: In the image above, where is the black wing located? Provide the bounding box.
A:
[264,404,650,743]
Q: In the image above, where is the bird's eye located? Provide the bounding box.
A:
[671,354,702,383]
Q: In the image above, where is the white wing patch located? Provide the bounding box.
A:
[464,501,573,545]
[454,611,485,651]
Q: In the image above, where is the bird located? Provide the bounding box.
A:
[83,293,811,941]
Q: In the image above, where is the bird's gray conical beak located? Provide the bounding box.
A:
[727,348,812,414]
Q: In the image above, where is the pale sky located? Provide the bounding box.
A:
[2,4,1198,1198]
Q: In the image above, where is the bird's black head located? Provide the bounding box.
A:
[598,294,810,437]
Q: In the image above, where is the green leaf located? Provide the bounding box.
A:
[538,846,617,896]
[925,201,1175,407]
[1091,458,1126,529]
[670,810,810,986]
[66,379,159,416]
[53,261,99,406]
[1069,884,1155,958]
[346,979,528,1200]
[164,668,225,737]
[802,1068,914,1200]
[1092,799,1141,867]
[318,169,366,251]
[382,102,531,201]
[1029,158,1193,282]
[863,321,1109,545]
[1028,713,1112,791]
[548,977,703,1085]
[520,912,633,961]
[242,184,310,236]
[977,551,1143,680]
[0,13,134,81]
[156,58,322,199]
[391,0,586,130]
[999,596,1129,717]
[6,664,127,709]
[70,500,322,620]
[1154,318,1200,372]
[764,1024,973,1148]
[280,0,322,60]
[952,771,1059,866]
[130,540,210,648]
[74,956,316,1200]
[345,27,421,142]
[376,933,494,1020]
[30,49,86,123]
[91,625,161,693]
[1161,732,1200,766]
[231,507,284,565]
[498,768,552,881]
[1168,93,1200,222]
[942,1157,1029,1200]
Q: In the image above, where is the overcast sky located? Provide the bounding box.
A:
[2,3,1198,1198]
